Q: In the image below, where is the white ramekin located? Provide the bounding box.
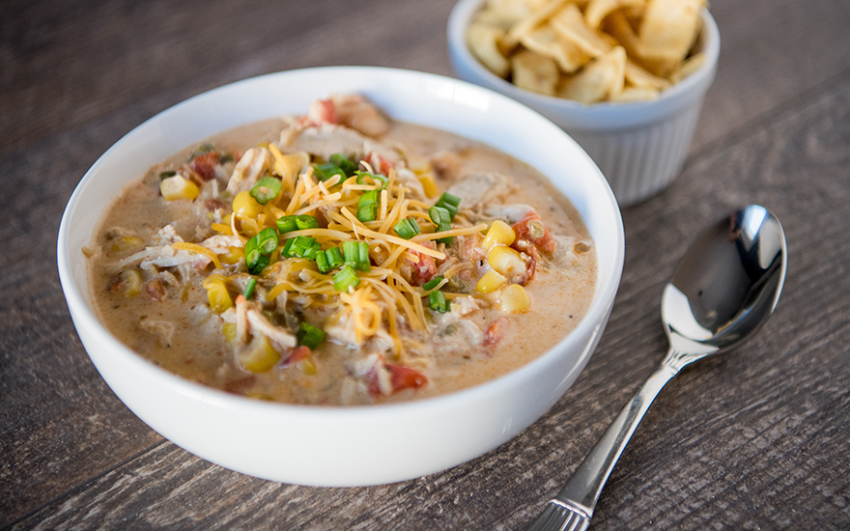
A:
[448,0,720,206]
[58,67,625,486]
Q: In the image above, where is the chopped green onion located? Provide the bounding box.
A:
[355,171,389,190]
[393,218,421,240]
[249,177,281,205]
[159,170,177,180]
[245,229,278,274]
[277,214,318,233]
[326,247,344,269]
[256,228,279,254]
[313,163,345,182]
[357,190,379,222]
[243,278,257,299]
[315,251,331,273]
[429,206,453,245]
[422,276,444,291]
[343,241,370,272]
[302,241,322,260]
[295,215,319,230]
[297,322,326,350]
[282,236,318,259]
[435,192,461,220]
[219,153,234,164]
[333,265,361,292]
[329,153,357,176]
[429,290,449,313]
[316,246,345,274]
[276,215,298,233]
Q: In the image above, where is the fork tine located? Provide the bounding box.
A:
[526,501,590,531]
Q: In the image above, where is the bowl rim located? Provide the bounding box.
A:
[57,66,625,420]
[447,0,720,116]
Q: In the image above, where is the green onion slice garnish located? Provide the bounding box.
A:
[357,190,379,222]
[343,241,370,272]
[429,206,453,245]
[249,177,282,205]
[333,265,361,292]
[282,236,319,260]
[159,170,177,180]
[219,153,234,164]
[276,216,298,233]
[393,218,421,240]
[316,251,331,273]
[243,278,257,299]
[313,163,345,182]
[355,171,389,190]
[435,192,461,220]
[329,153,357,176]
[325,247,344,269]
[429,290,449,313]
[422,276,444,291]
[297,322,326,350]
[245,228,279,274]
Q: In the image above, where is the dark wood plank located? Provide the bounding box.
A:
[9,51,850,531]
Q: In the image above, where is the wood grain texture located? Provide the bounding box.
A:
[3,0,850,529]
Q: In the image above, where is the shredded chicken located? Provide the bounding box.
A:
[446,172,515,208]
[226,147,272,195]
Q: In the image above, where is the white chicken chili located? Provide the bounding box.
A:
[86,95,597,405]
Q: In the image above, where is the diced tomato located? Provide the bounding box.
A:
[484,317,509,348]
[365,152,395,175]
[191,152,220,181]
[400,249,437,286]
[511,211,556,255]
[305,98,338,126]
[387,364,428,392]
[367,364,429,397]
[282,345,310,366]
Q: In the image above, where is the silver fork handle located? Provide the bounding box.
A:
[530,352,682,530]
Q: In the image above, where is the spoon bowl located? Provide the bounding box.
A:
[529,205,787,531]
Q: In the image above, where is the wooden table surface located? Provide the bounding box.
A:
[3,0,850,529]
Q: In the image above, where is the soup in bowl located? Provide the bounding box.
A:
[58,67,624,486]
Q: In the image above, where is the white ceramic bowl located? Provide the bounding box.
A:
[448,0,720,206]
[57,67,624,487]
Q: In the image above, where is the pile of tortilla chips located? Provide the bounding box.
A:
[467,0,707,104]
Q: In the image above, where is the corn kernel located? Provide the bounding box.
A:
[407,154,431,174]
[418,174,438,199]
[202,274,232,313]
[240,217,260,237]
[111,236,144,253]
[232,190,262,218]
[476,269,507,293]
[219,246,244,265]
[297,357,318,376]
[120,270,143,297]
[239,335,281,373]
[271,147,309,185]
[499,284,531,313]
[160,175,199,201]
[222,322,237,344]
[488,246,525,277]
[482,220,516,250]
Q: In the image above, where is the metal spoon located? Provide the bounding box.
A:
[528,205,787,531]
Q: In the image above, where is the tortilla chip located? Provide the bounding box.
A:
[473,8,519,31]
[486,0,548,25]
[512,50,560,96]
[551,3,612,58]
[558,45,626,103]
[467,23,511,77]
[610,85,659,102]
[584,0,645,29]
[520,25,590,73]
[504,0,569,48]
[638,0,704,66]
[669,52,706,83]
[624,58,670,90]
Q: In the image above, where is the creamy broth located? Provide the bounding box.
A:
[88,97,596,405]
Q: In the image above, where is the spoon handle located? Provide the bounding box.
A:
[549,350,682,519]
